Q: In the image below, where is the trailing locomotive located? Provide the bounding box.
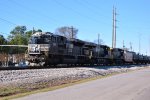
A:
[26,32,150,66]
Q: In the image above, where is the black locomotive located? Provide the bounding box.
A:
[26,32,150,66]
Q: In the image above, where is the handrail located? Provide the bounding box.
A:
[0,45,28,47]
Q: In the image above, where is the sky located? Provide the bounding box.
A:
[0,0,150,55]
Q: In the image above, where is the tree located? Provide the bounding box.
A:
[7,26,28,53]
[8,26,43,45]
[25,30,32,42]
[8,26,27,45]
[55,26,78,39]
[36,29,42,32]
[11,26,26,35]
[0,35,6,45]
[0,35,9,53]
[2,26,43,54]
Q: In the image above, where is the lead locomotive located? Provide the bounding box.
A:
[26,32,150,66]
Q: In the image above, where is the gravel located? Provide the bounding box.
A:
[0,65,150,88]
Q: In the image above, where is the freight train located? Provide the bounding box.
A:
[26,32,150,66]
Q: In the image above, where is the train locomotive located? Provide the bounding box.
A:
[26,32,150,66]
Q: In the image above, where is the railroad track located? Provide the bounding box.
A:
[0,66,48,70]
[0,64,149,70]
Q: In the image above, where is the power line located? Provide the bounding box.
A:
[54,0,108,25]
[83,0,109,14]
[7,0,61,26]
[0,17,17,26]
[76,0,111,19]
[0,32,10,36]
[0,6,36,28]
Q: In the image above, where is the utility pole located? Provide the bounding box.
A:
[98,33,100,45]
[139,33,141,54]
[123,40,125,50]
[70,26,74,39]
[114,7,117,48]
[68,26,74,39]
[112,6,114,48]
[98,33,100,56]
[112,6,117,48]
[130,42,132,51]
[149,37,150,55]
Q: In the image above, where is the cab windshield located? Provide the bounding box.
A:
[29,36,50,44]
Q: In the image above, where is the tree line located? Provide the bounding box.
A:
[0,26,43,53]
[0,25,78,54]
[1,25,103,54]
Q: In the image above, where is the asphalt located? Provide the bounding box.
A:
[15,68,150,100]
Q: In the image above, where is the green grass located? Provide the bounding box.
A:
[0,87,21,97]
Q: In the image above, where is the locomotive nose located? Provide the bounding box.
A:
[33,45,40,52]
[29,44,40,54]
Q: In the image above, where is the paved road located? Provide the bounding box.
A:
[15,68,150,100]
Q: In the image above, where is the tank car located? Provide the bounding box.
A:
[110,48,134,64]
[133,52,139,64]
[142,55,149,64]
[123,50,133,64]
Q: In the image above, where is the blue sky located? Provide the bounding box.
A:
[0,0,150,55]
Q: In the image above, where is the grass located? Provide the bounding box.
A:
[0,87,21,97]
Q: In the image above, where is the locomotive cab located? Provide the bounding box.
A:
[27,32,52,66]
[28,32,52,54]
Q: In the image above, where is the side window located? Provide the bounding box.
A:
[55,37,57,42]
[44,36,51,43]
[33,37,37,44]
[67,43,73,52]
[52,37,56,42]
[57,37,60,42]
